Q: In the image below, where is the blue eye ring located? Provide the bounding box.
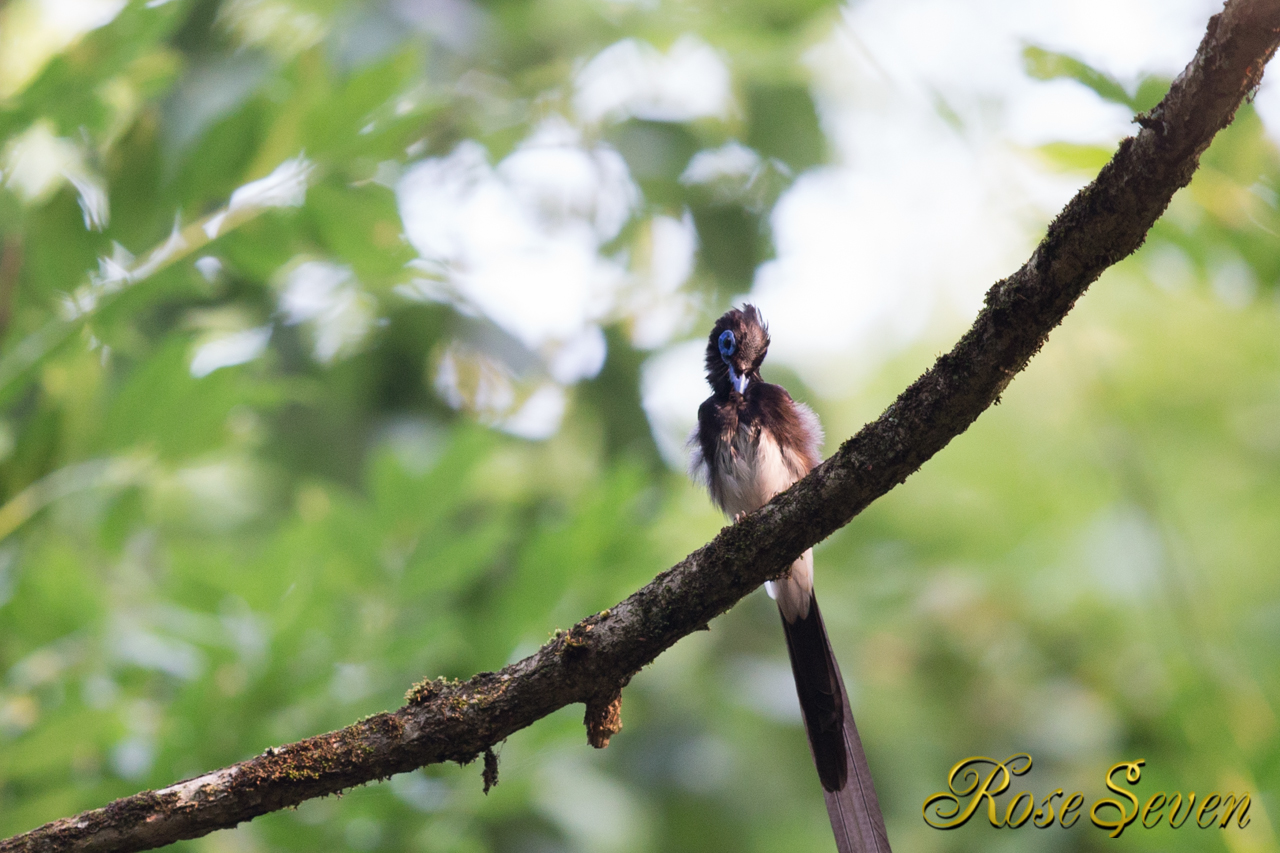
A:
[718,329,736,358]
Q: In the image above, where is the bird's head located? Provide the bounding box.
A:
[705,304,770,398]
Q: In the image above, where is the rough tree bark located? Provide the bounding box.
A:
[5,0,1280,850]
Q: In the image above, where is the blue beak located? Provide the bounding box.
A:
[728,365,749,395]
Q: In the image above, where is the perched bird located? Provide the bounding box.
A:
[690,305,891,853]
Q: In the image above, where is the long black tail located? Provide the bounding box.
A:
[780,594,892,853]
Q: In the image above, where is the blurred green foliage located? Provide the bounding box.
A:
[1022,46,1168,113]
[0,1,1277,852]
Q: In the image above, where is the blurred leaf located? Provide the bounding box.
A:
[304,181,414,284]
[1036,141,1113,174]
[691,203,769,292]
[0,1,1277,852]
[1022,44,1134,108]
[745,83,824,172]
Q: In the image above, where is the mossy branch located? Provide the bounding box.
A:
[4,0,1279,850]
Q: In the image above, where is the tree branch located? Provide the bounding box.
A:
[6,0,1279,850]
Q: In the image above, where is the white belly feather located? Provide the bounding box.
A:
[715,425,800,517]
[712,425,815,622]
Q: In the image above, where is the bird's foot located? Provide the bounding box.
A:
[733,511,746,524]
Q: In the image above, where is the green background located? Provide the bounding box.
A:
[0,0,1276,851]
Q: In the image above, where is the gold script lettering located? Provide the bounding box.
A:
[1006,791,1034,828]
[1219,793,1250,828]
[1197,793,1222,828]
[1141,792,1167,828]
[1167,792,1196,828]
[1090,760,1144,838]
[922,754,1032,829]
[1059,792,1084,827]
[1032,789,1063,828]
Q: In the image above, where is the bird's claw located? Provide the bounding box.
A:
[733,512,746,524]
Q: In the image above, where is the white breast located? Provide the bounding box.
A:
[709,424,816,621]
[713,426,799,517]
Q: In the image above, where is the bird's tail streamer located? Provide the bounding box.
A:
[780,595,892,853]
